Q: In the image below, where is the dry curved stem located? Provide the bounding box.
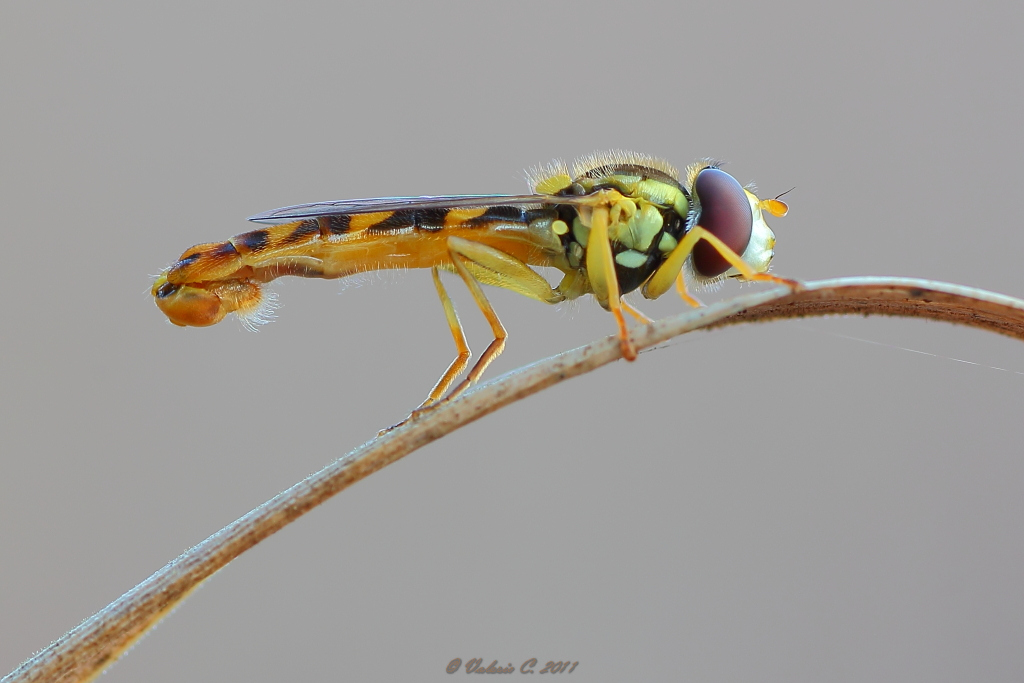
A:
[7,276,1024,683]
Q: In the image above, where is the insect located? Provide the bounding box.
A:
[153,151,793,414]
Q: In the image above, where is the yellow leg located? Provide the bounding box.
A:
[407,248,509,422]
[389,261,506,431]
[585,203,637,361]
[674,272,702,308]
[405,236,572,428]
[644,224,798,301]
[388,239,566,431]
[620,299,655,324]
[417,267,472,409]
[418,236,567,399]
[443,251,508,399]
[688,226,797,287]
[446,236,563,304]
[411,250,507,411]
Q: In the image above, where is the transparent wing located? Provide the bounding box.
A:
[248,194,593,224]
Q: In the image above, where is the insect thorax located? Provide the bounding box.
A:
[550,168,691,296]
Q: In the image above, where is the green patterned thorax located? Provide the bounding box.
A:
[551,165,692,296]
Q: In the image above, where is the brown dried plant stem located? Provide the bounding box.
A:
[6,277,1024,683]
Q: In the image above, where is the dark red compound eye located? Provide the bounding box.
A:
[691,168,753,277]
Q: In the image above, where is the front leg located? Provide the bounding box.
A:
[585,201,638,361]
[643,225,798,303]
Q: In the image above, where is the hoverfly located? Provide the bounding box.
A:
[152,151,792,413]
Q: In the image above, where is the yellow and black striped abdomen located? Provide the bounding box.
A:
[160,204,564,292]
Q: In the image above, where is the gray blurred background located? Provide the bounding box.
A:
[3,1,1024,680]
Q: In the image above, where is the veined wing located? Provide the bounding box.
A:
[248,194,595,224]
